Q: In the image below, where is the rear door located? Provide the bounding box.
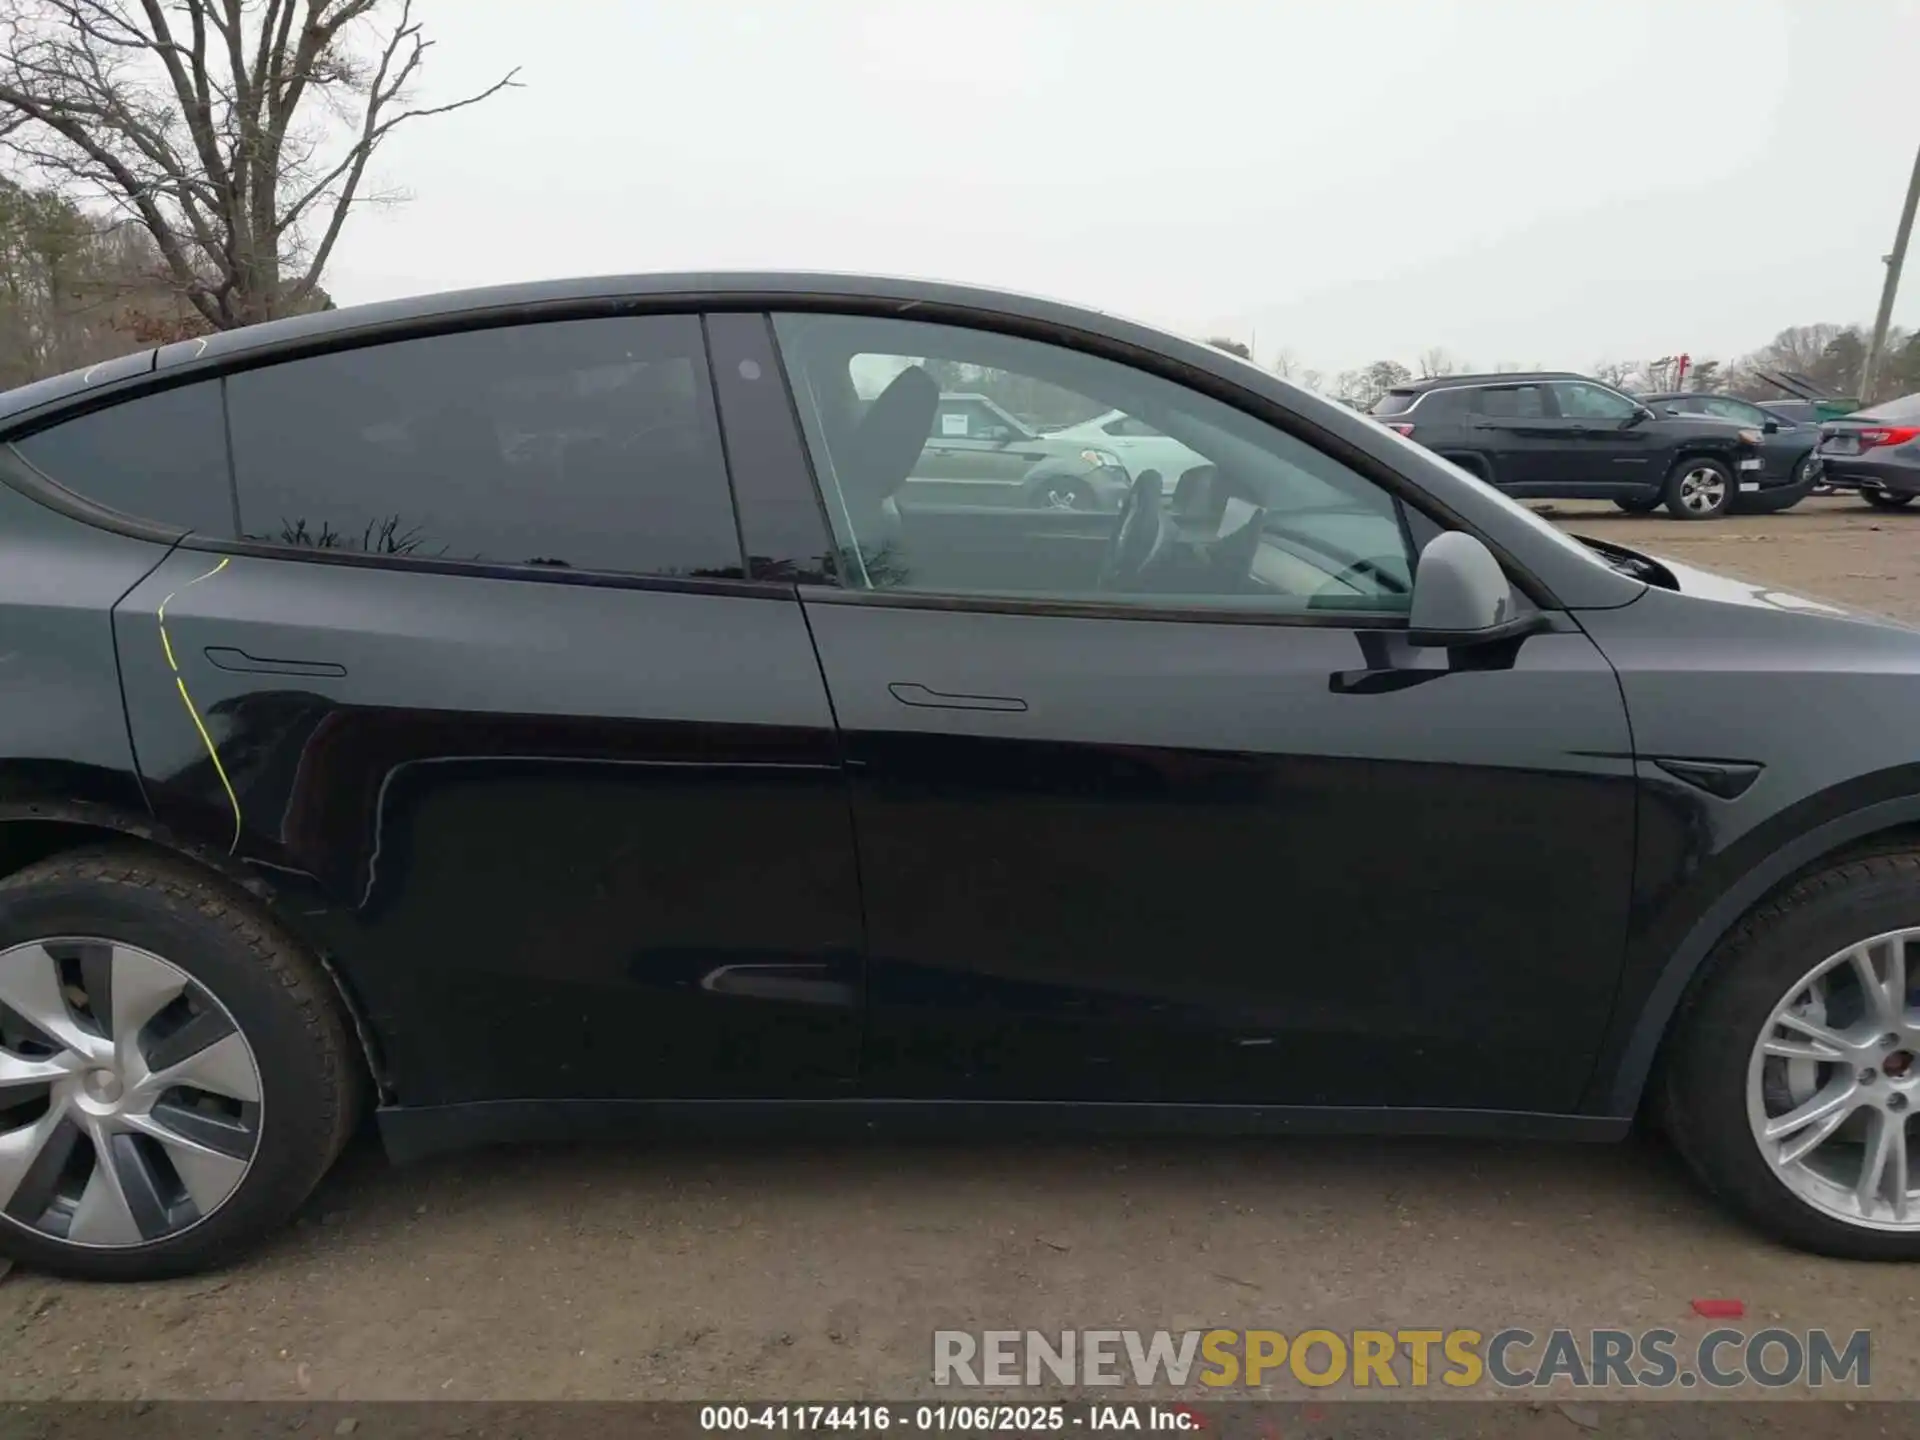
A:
[1464,382,1572,490]
[106,312,863,1108]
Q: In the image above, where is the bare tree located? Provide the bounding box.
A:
[1415,346,1458,380]
[0,1,518,330]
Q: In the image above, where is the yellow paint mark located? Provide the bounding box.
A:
[155,557,242,853]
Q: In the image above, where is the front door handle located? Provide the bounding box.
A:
[887,682,1027,713]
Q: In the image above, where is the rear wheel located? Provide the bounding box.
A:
[1864,491,1916,510]
[1662,457,1734,520]
[1665,852,1920,1259]
[0,847,360,1280]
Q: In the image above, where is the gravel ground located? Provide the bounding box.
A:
[5,496,1920,1407]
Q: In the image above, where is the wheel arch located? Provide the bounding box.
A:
[0,798,389,1103]
[1598,795,1920,1117]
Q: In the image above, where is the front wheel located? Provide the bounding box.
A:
[1663,457,1734,519]
[1664,852,1920,1259]
[1865,491,1916,510]
[0,847,362,1280]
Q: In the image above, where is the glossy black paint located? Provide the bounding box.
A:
[803,597,1635,1110]
[4,273,1920,1154]
[111,549,864,1104]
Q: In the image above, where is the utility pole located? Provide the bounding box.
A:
[1862,137,1920,404]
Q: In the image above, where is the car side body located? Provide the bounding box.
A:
[7,274,1920,1273]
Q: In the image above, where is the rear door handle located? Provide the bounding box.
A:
[887,682,1027,713]
[203,646,346,678]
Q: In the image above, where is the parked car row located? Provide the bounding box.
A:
[906,366,1920,525]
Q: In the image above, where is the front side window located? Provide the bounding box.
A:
[225,315,743,577]
[13,382,235,536]
[773,313,1418,616]
[1551,382,1638,421]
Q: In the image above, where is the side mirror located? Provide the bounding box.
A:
[1762,418,1780,433]
[1406,531,1543,648]
[1624,404,1657,428]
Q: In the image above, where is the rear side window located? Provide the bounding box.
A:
[1370,391,1416,416]
[225,315,744,578]
[1473,385,1547,419]
[12,382,235,536]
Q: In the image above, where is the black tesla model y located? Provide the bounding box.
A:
[4,273,1920,1278]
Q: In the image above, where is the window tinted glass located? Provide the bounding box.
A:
[14,382,235,535]
[1552,382,1637,420]
[773,312,1418,616]
[1370,392,1416,416]
[226,316,742,577]
[1703,397,1765,425]
[1474,385,1546,418]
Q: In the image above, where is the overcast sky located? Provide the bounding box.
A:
[327,0,1920,376]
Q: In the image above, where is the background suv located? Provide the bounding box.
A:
[1371,372,1768,519]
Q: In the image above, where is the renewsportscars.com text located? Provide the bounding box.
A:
[932,1328,1871,1391]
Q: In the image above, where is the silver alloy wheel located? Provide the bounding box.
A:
[1747,927,1920,1230]
[0,938,262,1248]
[1677,466,1729,514]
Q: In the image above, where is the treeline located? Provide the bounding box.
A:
[0,181,212,392]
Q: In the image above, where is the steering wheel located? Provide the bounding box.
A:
[1098,472,1172,591]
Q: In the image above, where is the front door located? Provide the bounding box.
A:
[113,312,864,1108]
[770,310,1638,1113]
[1549,381,1664,489]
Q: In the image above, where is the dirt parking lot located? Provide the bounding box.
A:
[7,498,1920,1406]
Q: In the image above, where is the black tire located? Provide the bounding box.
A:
[1864,491,1916,510]
[0,845,362,1280]
[1612,496,1660,515]
[1663,851,1920,1260]
[1735,456,1819,516]
[1662,456,1735,520]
